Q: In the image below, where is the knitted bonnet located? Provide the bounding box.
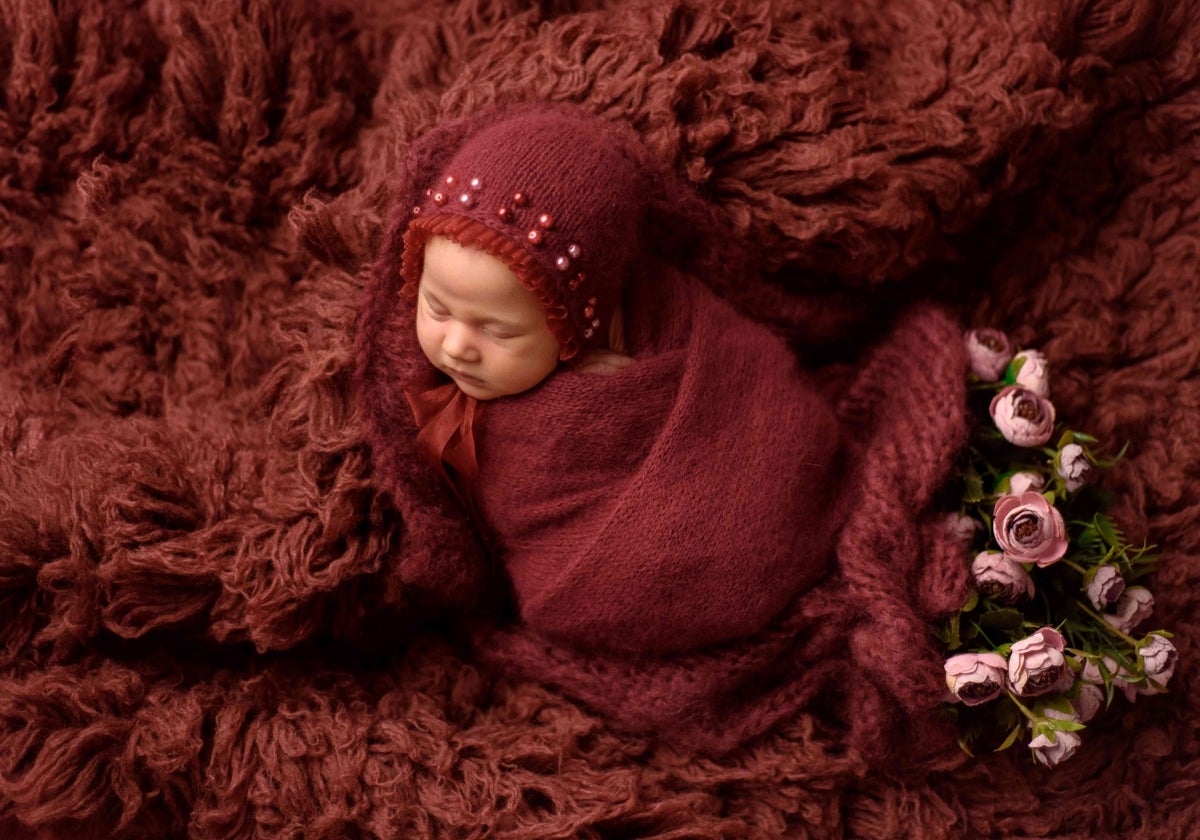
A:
[399,106,652,360]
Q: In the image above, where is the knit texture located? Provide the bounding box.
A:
[471,286,965,757]
[474,266,845,657]
[3,0,1200,836]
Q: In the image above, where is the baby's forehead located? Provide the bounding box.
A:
[421,236,544,317]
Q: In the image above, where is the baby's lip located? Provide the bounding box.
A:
[446,367,485,386]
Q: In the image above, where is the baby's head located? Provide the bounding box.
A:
[398,107,646,399]
[413,235,560,399]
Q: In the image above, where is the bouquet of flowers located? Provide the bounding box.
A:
[939,328,1177,768]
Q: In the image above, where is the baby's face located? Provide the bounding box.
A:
[415,236,561,400]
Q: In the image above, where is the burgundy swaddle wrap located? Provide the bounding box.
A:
[473,263,843,657]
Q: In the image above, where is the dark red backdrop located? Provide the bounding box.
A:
[1,0,1197,836]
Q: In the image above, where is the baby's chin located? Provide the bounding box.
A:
[448,371,549,401]
[446,371,512,401]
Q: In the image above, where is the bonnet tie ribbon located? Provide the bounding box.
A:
[404,373,481,514]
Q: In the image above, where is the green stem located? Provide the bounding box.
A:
[1005,690,1039,723]
[1076,601,1140,647]
[1060,557,1087,575]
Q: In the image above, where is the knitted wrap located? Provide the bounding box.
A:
[472,304,970,758]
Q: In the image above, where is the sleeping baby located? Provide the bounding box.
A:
[363,104,845,658]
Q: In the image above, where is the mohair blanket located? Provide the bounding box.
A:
[2,0,1198,837]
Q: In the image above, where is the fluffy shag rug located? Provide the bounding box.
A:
[2,0,1198,837]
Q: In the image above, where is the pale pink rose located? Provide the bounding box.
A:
[945,652,1009,706]
[1004,471,1045,497]
[1008,627,1067,697]
[993,492,1068,567]
[990,386,1056,447]
[1075,683,1105,722]
[1085,564,1125,610]
[1137,634,1177,693]
[1010,349,1051,397]
[1030,730,1082,767]
[966,328,1014,381]
[970,551,1034,604]
[1057,443,1092,493]
[943,512,981,545]
[1103,586,1154,634]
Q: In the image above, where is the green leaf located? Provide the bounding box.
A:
[945,612,961,650]
[1005,356,1027,384]
[1057,430,1076,449]
[965,467,985,504]
[1072,432,1098,444]
[1075,523,1098,549]
[961,590,980,613]
[1043,718,1086,733]
[1041,695,1075,716]
[995,722,1024,752]
[1094,514,1118,547]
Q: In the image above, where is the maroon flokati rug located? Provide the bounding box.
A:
[2,0,1198,837]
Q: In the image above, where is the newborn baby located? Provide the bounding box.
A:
[372,104,845,657]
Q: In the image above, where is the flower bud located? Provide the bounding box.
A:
[1030,730,1081,767]
[1085,564,1125,610]
[1009,349,1050,397]
[1057,443,1092,493]
[1137,634,1177,693]
[965,328,1014,381]
[1075,683,1104,723]
[1103,586,1154,634]
[1003,471,1045,497]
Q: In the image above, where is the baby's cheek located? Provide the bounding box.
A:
[414,319,440,364]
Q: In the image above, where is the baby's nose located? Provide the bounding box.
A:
[442,322,479,361]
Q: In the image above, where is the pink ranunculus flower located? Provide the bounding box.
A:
[993,492,1068,567]
[1103,586,1154,634]
[1085,564,1126,610]
[1075,682,1105,722]
[1057,443,1092,492]
[1003,470,1045,497]
[989,386,1056,447]
[1030,730,1081,768]
[1010,349,1051,397]
[945,652,1009,706]
[1008,627,1067,697]
[970,551,1034,604]
[1137,634,1177,693]
[966,328,1014,381]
